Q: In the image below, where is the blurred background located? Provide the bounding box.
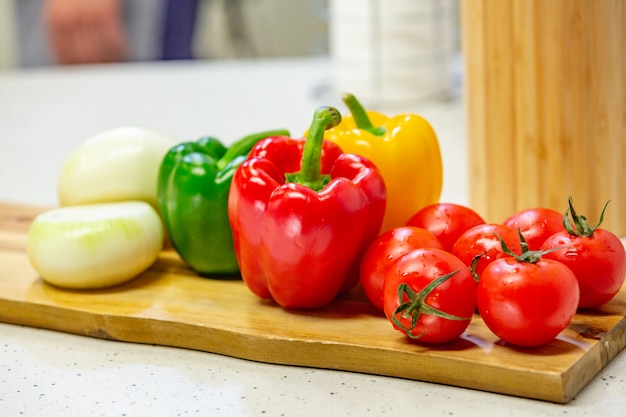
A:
[0,0,462,105]
[0,0,330,66]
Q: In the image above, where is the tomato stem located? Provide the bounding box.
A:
[563,196,609,237]
[392,270,471,340]
[469,253,483,283]
[495,232,565,264]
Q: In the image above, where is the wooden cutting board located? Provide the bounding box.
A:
[1,202,625,403]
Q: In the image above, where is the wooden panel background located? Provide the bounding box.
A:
[461,0,625,235]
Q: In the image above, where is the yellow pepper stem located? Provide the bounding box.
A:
[342,93,386,136]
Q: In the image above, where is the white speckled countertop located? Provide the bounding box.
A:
[1,57,624,417]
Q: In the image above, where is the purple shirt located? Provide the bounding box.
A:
[161,0,200,60]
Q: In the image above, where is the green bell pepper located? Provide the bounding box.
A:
[157,129,290,276]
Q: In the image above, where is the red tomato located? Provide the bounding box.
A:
[360,226,443,311]
[383,248,476,344]
[406,203,485,252]
[542,232,626,309]
[451,223,522,278]
[541,198,626,309]
[542,231,625,308]
[503,207,565,251]
[477,256,579,347]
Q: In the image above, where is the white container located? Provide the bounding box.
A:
[329,0,458,106]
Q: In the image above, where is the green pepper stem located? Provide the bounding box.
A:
[286,106,341,191]
[342,93,386,136]
[217,129,290,171]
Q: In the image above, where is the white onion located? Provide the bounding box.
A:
[57,126,177,208]
[27,201,164,289]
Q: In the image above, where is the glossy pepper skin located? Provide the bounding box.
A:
[228,107,386,308]
[157,129,289,276]
[323,93,443,233]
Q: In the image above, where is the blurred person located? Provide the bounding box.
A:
[15,0,200,67]
[43,0,129,65]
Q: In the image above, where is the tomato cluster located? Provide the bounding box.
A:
[360,199,626,347]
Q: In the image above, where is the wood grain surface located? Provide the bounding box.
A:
[1,202,625,403]
[461,0,626,236]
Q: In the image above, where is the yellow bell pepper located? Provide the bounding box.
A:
[323,93,443,233]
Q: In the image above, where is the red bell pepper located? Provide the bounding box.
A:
[228,106,386,309]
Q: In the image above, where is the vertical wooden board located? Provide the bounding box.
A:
[587,0,606,211]
[613,0,626,234]
[560,0,588,212]
[462,0,625,234]
[614,0,626,235]
[463,0,519,222]
[482,0,516,222]
[512,0,542,208]
[461,0,488,217]
[554,0,626,233]
[535,0,567,212]
[587,0,625,234]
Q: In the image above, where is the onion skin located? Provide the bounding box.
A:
[27,201,164,289]
[57,126,177,208]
